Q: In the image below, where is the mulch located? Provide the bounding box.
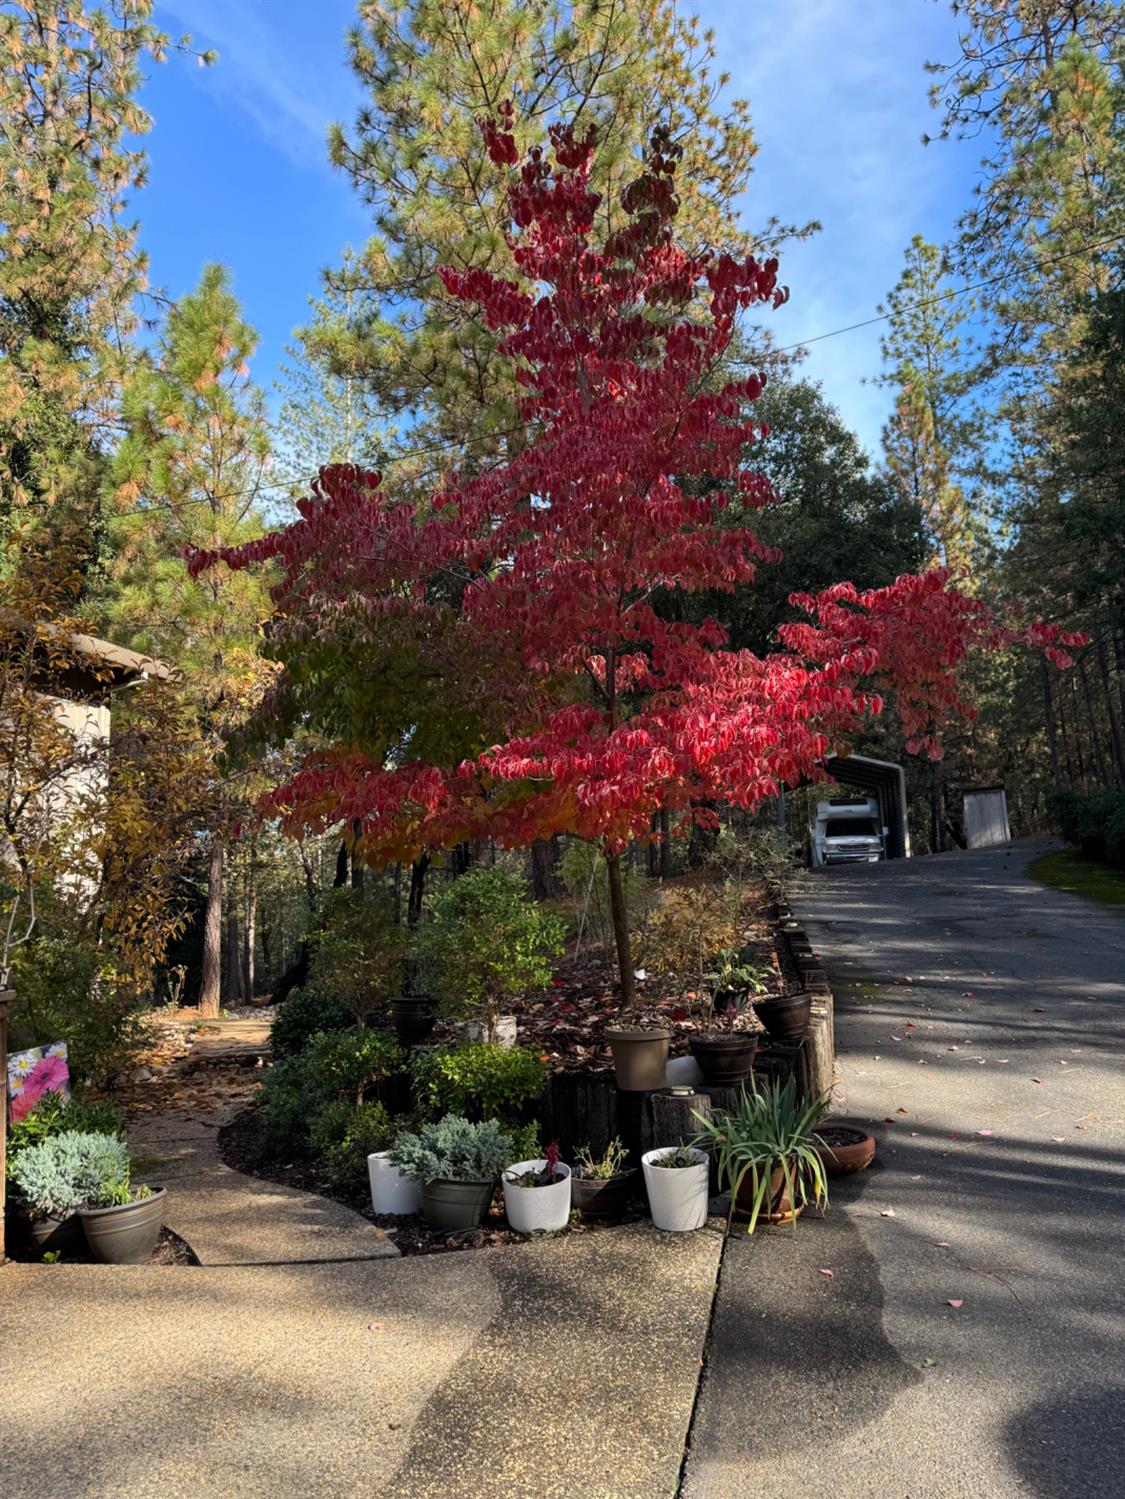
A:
[218,1104,649,1257]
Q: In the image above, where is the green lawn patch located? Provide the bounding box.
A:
[1029,848,1125,909]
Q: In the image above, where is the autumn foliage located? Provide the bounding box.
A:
[190,117,1081,997]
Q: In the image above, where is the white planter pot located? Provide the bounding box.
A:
[665,1054,704,1089]
[642,1147,710,1232]
[465,1014,518,1047]
[502,1159,572,1234]
[368,1151,421,1216]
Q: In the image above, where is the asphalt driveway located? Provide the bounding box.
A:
[684,839,1125,1499]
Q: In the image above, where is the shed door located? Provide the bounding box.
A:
[963,790,1011,849]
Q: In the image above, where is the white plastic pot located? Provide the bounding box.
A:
[642,1147,710,1232]
[368,1151,422,1216]
[502,1159,572,1234]
[665,1054,705,1089]
[465,1014,518,1048]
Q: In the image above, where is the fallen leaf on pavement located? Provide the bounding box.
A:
[947,1299,963,1309]
[1052,1136,1066,1143]
[819,1268,834,1278]
[934,1241,950,1247]
[977,1128,994,1136]
[1032,1078,1043,1084]
[880,1209,896,1218]
[921,1357,937,1369]
[368,1321,383,1331]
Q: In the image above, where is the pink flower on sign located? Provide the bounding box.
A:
[9,1054,69,1122]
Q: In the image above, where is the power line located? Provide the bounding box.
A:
[111,228,1125,522]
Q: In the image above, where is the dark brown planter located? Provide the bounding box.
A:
[753,992,812,1044]
[420,1177,494,1232]
[390,995,437,1047]
[570,1169,638,1219]
[80,1188,166,1265]
[24,1211,83,1256]
[690,1033,758,1086]
[712,986,752,1016]
[605,1026,671,1092]
[815,1123,876,1177]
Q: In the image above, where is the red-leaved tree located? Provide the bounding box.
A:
[191,117,1080,1004]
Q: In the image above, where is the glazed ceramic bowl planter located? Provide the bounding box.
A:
[814,1123,876,1177]
[420,1177,495,1231]
[642,1147,710,1232]
[502,1159,572,1234]
[80,1187,166,1265]
[605,1025,672,1091]
[368,1151,422,1215]
[689,1033,758,1086]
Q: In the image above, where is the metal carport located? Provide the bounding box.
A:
[823,753,911,859]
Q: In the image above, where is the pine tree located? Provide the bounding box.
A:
[874,237,983,574]
[273,252,392,505]
[0,0,211,583]
[108,264,272,1015]
[322,0,814,456]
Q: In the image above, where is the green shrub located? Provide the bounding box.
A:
[309,1100,395,1190]
[306,887,410,1025]
[1046,786,1125,863]
[411,1044,548,1125]
[257,1029,404,1159]
[417,867,565,1030]
[6,1090,124,1174]
[1107,802,1125,872]
[558,840,647,949]
[9,1131,130,1218]
[389,1113,514,1183]
[270,988,353,1059]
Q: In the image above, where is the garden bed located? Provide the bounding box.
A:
[4,1223,199,1267]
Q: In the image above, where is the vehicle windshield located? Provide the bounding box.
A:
[824,818,878,838]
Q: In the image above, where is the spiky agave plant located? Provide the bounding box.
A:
[692,1078,831,1234]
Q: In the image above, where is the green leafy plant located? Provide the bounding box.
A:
[306,887,411,1026]
[309,1100,395,1190]
[257,1028,404,1159]
[389,1113,515,1184]
[303,1028,404,1107]
[706,949,769,998]
[9,1131,130,1218]
[648,1147,706,1169]
[574,1136,630,1180]
[410,1043,548,1126]
[635,882,742,1017]
[270,987,354,1059]
[6,1089,124,1174]
[416,868,565,1032]
[692,1079,830,1234]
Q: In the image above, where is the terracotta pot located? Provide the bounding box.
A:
[570,1170,637,1220]
[80,1188,166,1265]
[390,995,437,1047]
[815,1123,876,1177]
[689,1033,758,1086]
[605,1026,671,1091]
[732,1160,804,1226]
[753,992,812,1044]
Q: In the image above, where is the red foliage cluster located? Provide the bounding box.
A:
[189,116,1081,867]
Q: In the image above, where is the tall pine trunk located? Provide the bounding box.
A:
[198,836,223,1017]
[225,910,243,1006]
[244,840,257,1001]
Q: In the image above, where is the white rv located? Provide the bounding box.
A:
[811,797,886,867]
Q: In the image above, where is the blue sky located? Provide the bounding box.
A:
[140,0,983,458]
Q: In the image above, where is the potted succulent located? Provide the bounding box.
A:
[502,1141,572,1234]
[641,1145,711,1232]
[416,867,565,1046]
[692,1078,830,1234]
[389,1113,515,1232]
[570,1136,636,1219]
[78,1136,165,1265]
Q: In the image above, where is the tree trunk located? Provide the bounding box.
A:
[605,849,635,1007]
[659,807,673,877]
[1078,655,1108,785]
[350,820,365,886]
[407,855,429,927]
[244,843,257,1002]
[1041,659,1061,784]
[225,909,243,1006]
[198,836,223,1017]
[1096,635,1125,783]
[529,837,562,899]
[334,840,349,887]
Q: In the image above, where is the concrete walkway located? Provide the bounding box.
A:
[684,840,1125,1499]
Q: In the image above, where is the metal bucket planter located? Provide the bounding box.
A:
[80,1188,166,1265]
[420,1177,494,1232]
